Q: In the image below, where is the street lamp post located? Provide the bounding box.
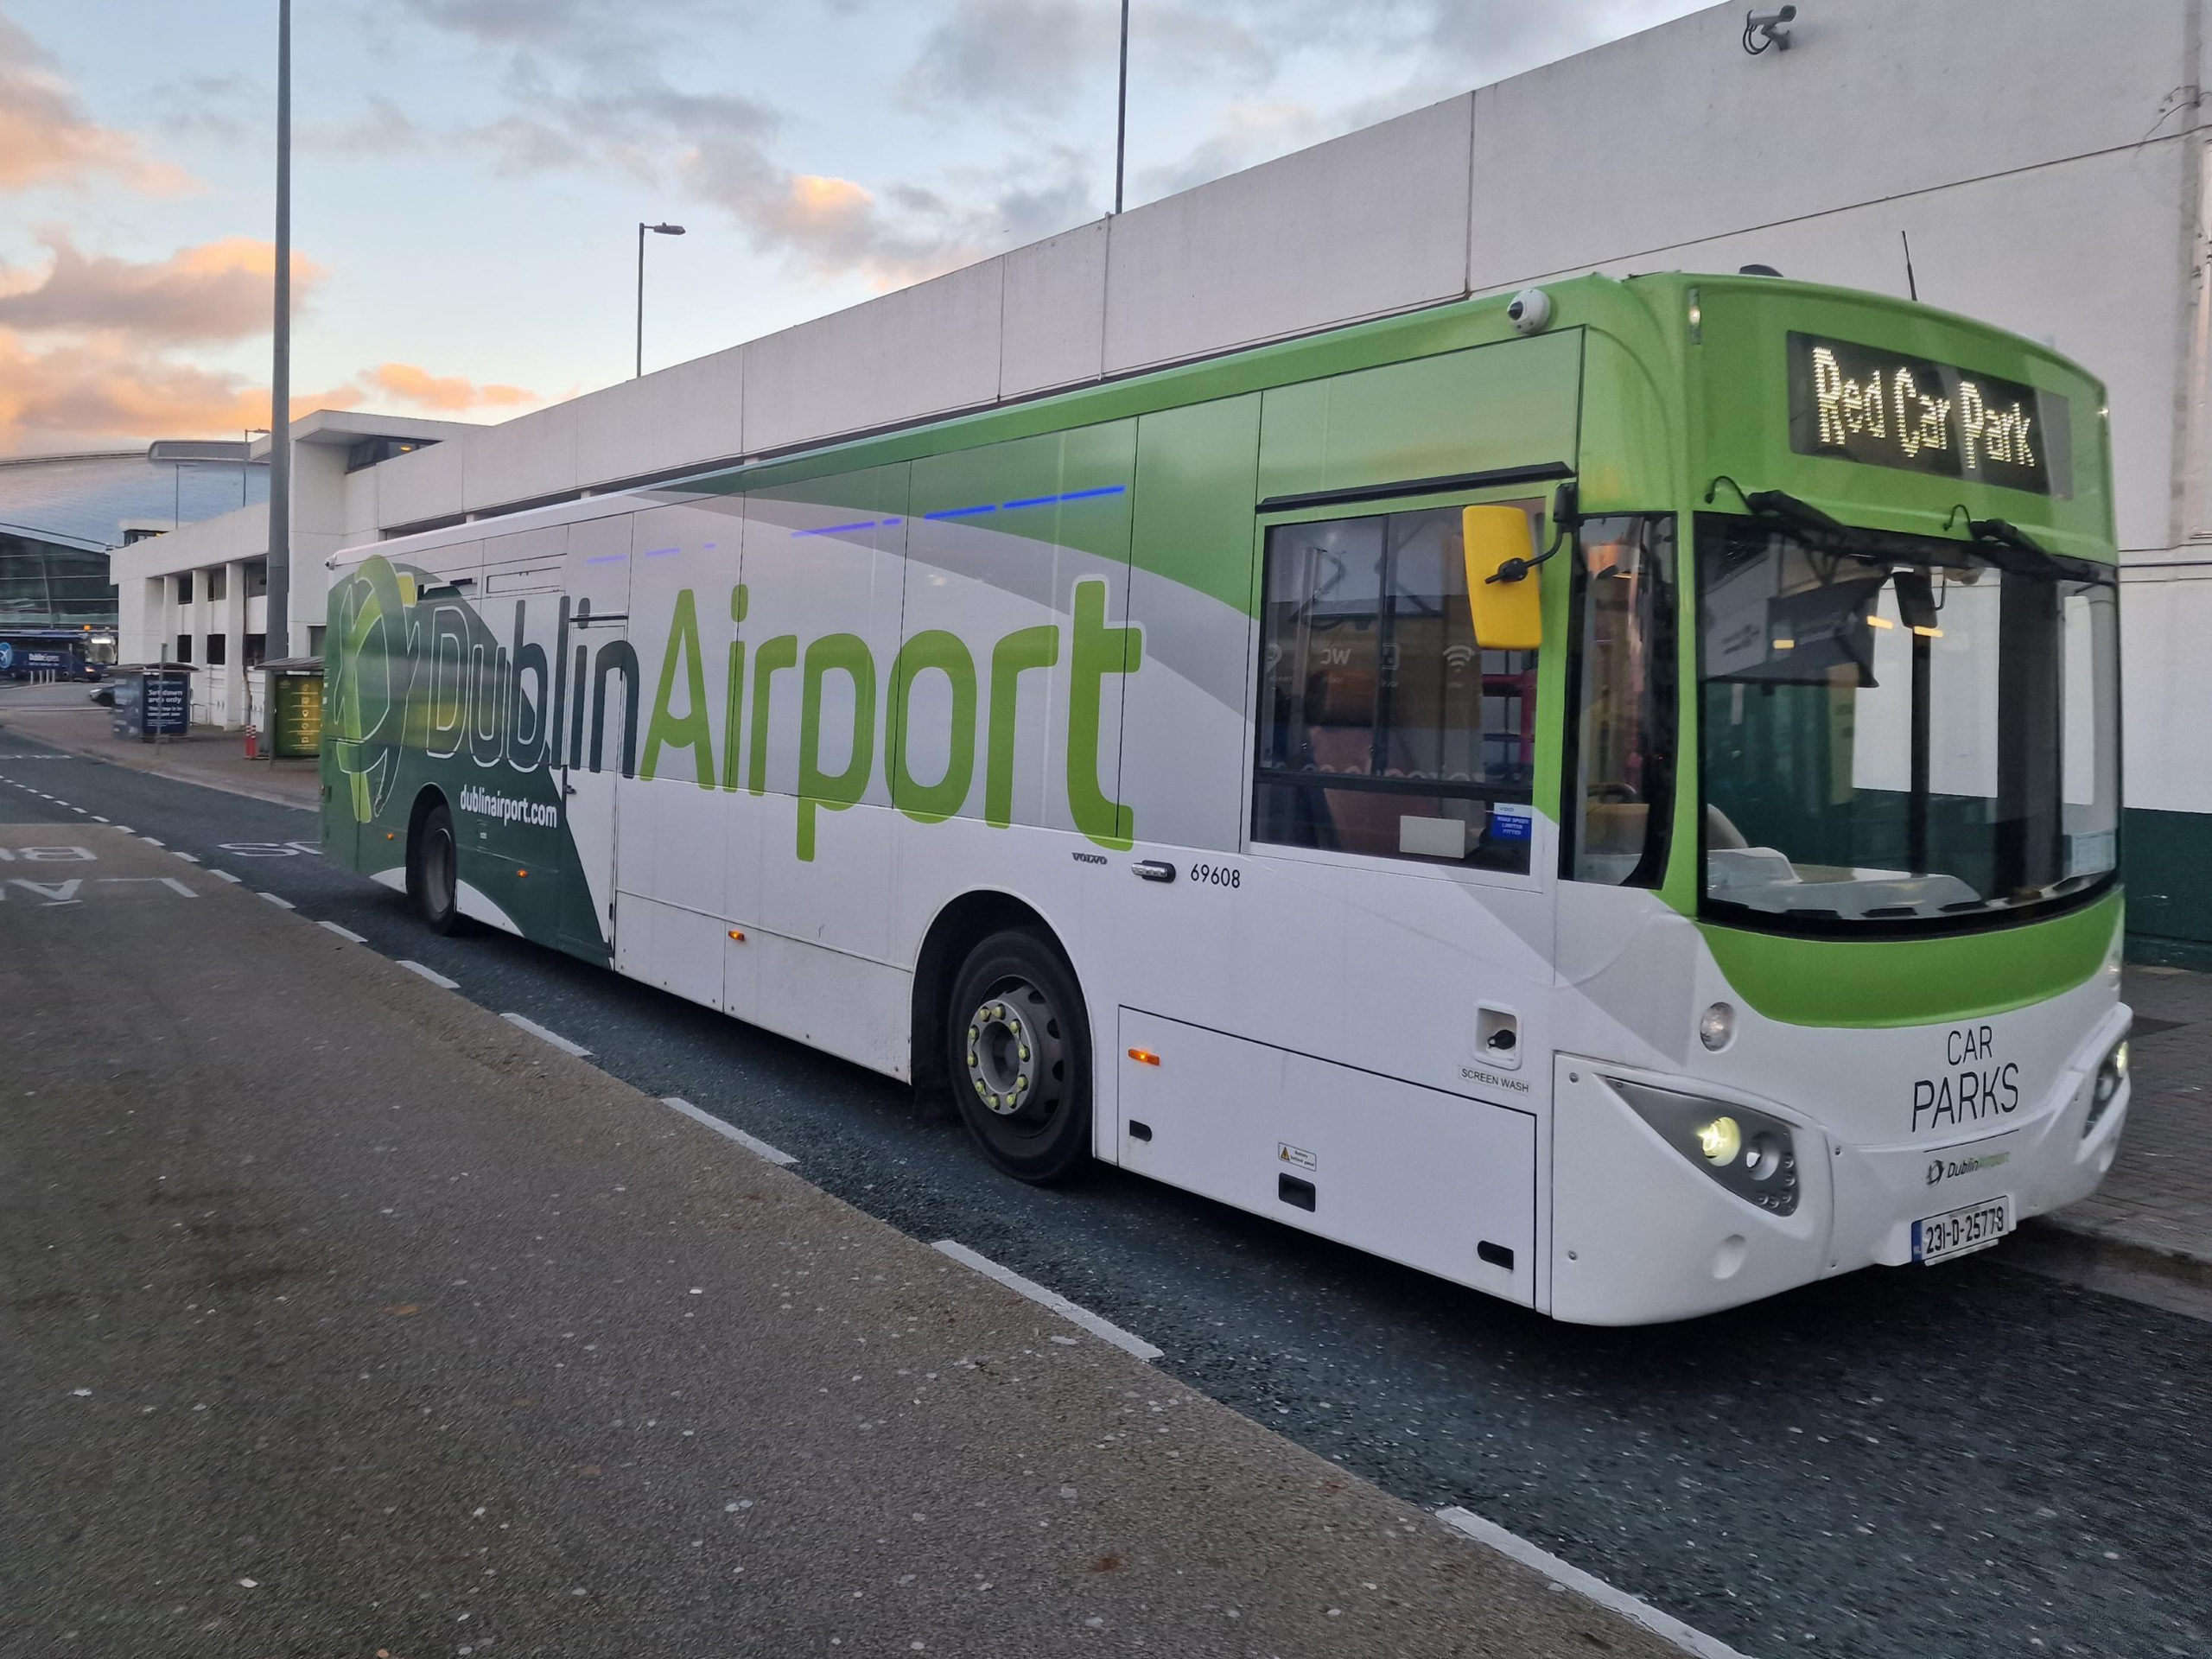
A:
[1114,0,1129,215]
[636,221,685,378]
[267,0,291,656]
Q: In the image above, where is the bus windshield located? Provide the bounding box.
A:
[1697,513,2119,931]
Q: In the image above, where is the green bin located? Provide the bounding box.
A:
[258,658,324,759]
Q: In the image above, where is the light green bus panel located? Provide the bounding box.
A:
[326,271,2132,1325]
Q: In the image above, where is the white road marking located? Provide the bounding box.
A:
[501,1012,592,1058]
[170,849,200,863]
[90,816,108,823]
[111,826,131,834]
[397,960,460,990]
[661,1096,798,1166]
[931,1239,1163,1362]
[138,836,163,846]
[212,869,242,883]
[159,878,197,898]
[317,919,367,944]
[1436,1508,1758,1659]
[70,806,86,814]
[257,891,296,910]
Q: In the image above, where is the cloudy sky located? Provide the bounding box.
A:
[0,0,1704,454]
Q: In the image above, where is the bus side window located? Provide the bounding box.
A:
[1253,503,1539,874]
[1567,514,1676,887]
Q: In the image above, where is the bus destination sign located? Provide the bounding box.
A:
[1786,332,2070,497]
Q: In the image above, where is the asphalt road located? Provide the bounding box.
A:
[3,724,2208,1659]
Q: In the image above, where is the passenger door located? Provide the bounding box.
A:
[1112,482,1562,1305]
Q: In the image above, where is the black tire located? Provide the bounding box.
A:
[410,800,465,936]
[944,927,1092,1184]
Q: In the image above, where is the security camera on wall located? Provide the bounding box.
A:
[1744,5,1796,52]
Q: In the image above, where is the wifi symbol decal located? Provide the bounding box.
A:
[1442,644,1478,671]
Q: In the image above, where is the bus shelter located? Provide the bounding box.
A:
[110,664,195,741]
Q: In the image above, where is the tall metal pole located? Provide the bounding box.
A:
[635,222,646,378]
[1113,0,1129,214]
[266,0,291,658]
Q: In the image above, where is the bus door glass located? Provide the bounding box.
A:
[559,513,635,958]
[1561,515,1677,889]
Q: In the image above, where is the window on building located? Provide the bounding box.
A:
[306,624,326,658]
[1254,504,1541,873]
[346,435,435,474]
[175,633,193,664]
[175,573,194,605]
[245,560,269,598]
[205,632,228,666]
[244,632,267,668]
[205,566,227,602]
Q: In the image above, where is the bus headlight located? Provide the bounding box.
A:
[1611,1077,1800,1216]
[2085,1035,2129,1136]
[1696,1115,1742,1165]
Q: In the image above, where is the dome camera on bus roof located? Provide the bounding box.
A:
[1505,289,1552,334]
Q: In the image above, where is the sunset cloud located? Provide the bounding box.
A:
[0,327,347,453]
[0,16,195,194]
[0,324,543,454]
[0,234,325,342]
[367,361,539,412]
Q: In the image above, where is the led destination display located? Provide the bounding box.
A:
[1786,332,2071,496]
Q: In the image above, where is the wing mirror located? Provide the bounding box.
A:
[1461,505,1546,651]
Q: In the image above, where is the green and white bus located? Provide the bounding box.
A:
[324,272,2130,1325]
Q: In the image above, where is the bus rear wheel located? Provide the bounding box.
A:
[409,800,464,936]
[945,928,1091,1184]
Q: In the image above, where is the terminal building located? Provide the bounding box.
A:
[116,0,2212,950]
[0,440,266,672]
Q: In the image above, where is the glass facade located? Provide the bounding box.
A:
[0,531,117,628]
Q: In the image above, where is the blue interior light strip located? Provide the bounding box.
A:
[585,553,628,564]
[924,504,998,521]
[793,518,887,538]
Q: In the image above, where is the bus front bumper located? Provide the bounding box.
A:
[1548,1015,2131,1325]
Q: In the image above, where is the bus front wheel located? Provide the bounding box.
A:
[945,928,1091,1184]
[409,800,464,936]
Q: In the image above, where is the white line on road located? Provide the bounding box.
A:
[931,1239,1163,1362]
[397,960,460,990]
[90,816,107,823]
[317,919,367,944]
[661,1096,798,1166]
[138,836,163,846]
[1435,1508,1758,1659]
[212,869,242,883]
[257,891,296,910]
[111,825,130,834]
[70,806,86,814]
[170,849,200,862]
[501,1012,592,1058]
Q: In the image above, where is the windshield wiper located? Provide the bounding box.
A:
[1968,516,2045,555]
[1741,489,1844,535]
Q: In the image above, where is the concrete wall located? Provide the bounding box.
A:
[357,0,2209,554]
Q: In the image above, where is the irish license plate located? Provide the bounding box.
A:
[1913,1196,2012,1264]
